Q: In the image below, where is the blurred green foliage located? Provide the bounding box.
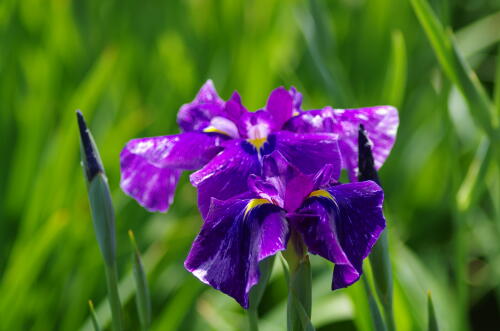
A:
[0,0,499,330]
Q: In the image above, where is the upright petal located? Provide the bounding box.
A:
[185,198,288,308]
[293,181,385,289]
[177,80,225,132]
[265,87,294,130]
[289,86,303,114]
[284,106,399,181]
[273,131,342,179]
[190,139,261,217]
[122,132,225,171]
[120,149,181,212]
[249,151,314,212]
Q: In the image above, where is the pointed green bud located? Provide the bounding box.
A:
[88,300,102,331]
[129,230,152,330]
[77,110,116,266]
[77,110,104,182]
[358,125,395,331]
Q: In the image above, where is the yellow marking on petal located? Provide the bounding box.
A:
[245,198,271,216]
[308,189,334,200]
[203,126,230,136]
[248,137,267,150]
[293,111,300,116]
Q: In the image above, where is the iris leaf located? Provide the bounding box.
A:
[129,230,152,331]
[427,292,439,331]
[88,300,102,331]
[362,277,387,331]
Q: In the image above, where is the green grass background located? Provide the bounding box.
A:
[0,0,499,330]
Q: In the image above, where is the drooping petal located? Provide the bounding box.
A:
[273,131,342,178]
[120,132,224,212]
[190,139,261,217]
[284,106,398,181]
[177,80,225,132]
[120,149,181,212]
[121,132,225,170]
[293,181,385,289]
[185,198,288,308]
[249,151,314,212]
[265,87,294,131]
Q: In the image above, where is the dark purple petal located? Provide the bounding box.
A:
[185,198,288,308]
[190,139,261,218]
[249,151,314,212]
[284,106,398,181]
[265,87,294,130]
[121,132,225,170]
[273,131,342,178]
[312,164,339,189]
[177,80,225,132]
[293,181,385,289]
[120,149,181,212]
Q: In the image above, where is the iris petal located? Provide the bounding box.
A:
[190,139,261,218]
[284,106,398,181]
[185,198,288,308]
[120,132,224,212]
[293,181,385,289]
[273,131,341,178]
[249,151,314,212]
[120,150,181,212]
[265,87,294,130]
[177,80,225,132]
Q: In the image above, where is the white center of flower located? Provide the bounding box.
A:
[247,122,270,140]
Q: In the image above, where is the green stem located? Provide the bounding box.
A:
[248,309,259,331]
[369,231,395,331]
[283,231,313,331]
[105,262,123,331]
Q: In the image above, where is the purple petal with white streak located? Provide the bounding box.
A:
[284,106,398,181]
[294,181,385,289]
[185,198,288,308]
[120,149,181,212]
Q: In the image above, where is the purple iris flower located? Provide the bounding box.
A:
[120,80,398,214]
[185,151,386,308]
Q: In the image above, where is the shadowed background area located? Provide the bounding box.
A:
[0,0,499,330]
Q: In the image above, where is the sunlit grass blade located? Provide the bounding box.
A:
[427,292,439,331]
[88,300,102,331]
[294,0,349,105]
[495,44,500,116]
[129,230,152,331]
[383,30,407,109]
[456,138,493,212]
[456,11,500,59]
[410,0,498,138]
